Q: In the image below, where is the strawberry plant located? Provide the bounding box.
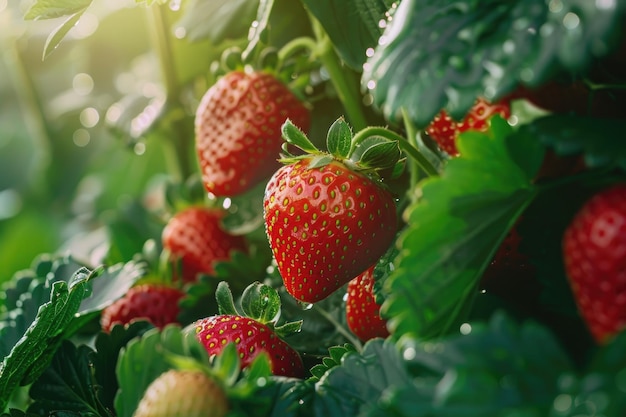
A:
[2,0,626,416]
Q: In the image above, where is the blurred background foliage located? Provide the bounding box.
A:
[0,0,203,278]
[0,0,329,283]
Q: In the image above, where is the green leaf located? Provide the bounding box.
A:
[384,118,544,341]
[42,9,88,60]
[396,312,571,415]
[212,342,242,387]
[242,0,275,62]
[523,114,626,169]
[302,0,396,70]
[313,339,413,416]
[364,0,626,127]
[326,117,353,159]
[92,322,154,411]
[215,281,240,316]
[23,0,92,20]
[240,282,281,324]
[281,119,319,154]
[175,0,259,43]
[114,325,207,417]
[78,261,146,315]
[27,341,111,417]
[0,269,92,412]
[350,136,401,170]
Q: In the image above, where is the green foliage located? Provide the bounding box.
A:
[303,339,414,417]
[27,342,111,417]
[364,0,626,126]
[302,0,395,70]
[92,321,155,413]
[384,118,545,341]
[523,114,626,169]
[175,0,259,43]
[5,0,626,416]
[114,325,209,417]
[0,268,92,412]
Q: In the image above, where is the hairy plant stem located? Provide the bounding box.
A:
[147,4,194,182]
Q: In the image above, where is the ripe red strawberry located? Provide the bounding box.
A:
[425,97,511,157]
[195,314,305,378]
[195,70,310,196]
[563,184,626,343]
[264,158,398,303]
[100,284,184,332]
[162,207,247,283]
[345,266,390,341]
[134,370,229,417]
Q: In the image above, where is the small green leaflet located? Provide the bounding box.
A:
[23,0,92,20]
[0,268,92,413]
[383,117,545,342]
[326,117,353,159]
[23,0,93,59]
[363,0,626,126]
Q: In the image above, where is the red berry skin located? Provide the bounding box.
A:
[345,266,390,342]
[563,184,626,343]
[100,285,185,333]
[425,98,511,157]
[194,315,305,378]
[263,159,398,303]
[195,71,310,197]
[162,207,247,284]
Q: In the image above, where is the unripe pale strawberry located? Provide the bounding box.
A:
[133,370,228,417]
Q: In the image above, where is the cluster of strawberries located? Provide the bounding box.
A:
[100,69,626,416]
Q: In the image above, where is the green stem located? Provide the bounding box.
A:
[351,127,439,177]
[4,39,53,200]
[401,108,422,188]
[312,304,363,350]
[310,18,368,131]
[277,36,319,66]
[147,4,193,181]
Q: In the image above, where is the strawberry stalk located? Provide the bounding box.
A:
[309,18,369,131]
[147,3,194,181]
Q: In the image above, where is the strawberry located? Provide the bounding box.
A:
[263,118,400,303]
[194,281,305,378]
[345,265,390,341]
[195,70,310,197]
[195,315,304,378]
[133,370,229,417]
[100,284,184,332]
[162,206,247,283]
[425,97,511,157]
[562,184,626,343]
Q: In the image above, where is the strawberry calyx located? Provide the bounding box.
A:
[214,281,302,339]
[279,117,403,181]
